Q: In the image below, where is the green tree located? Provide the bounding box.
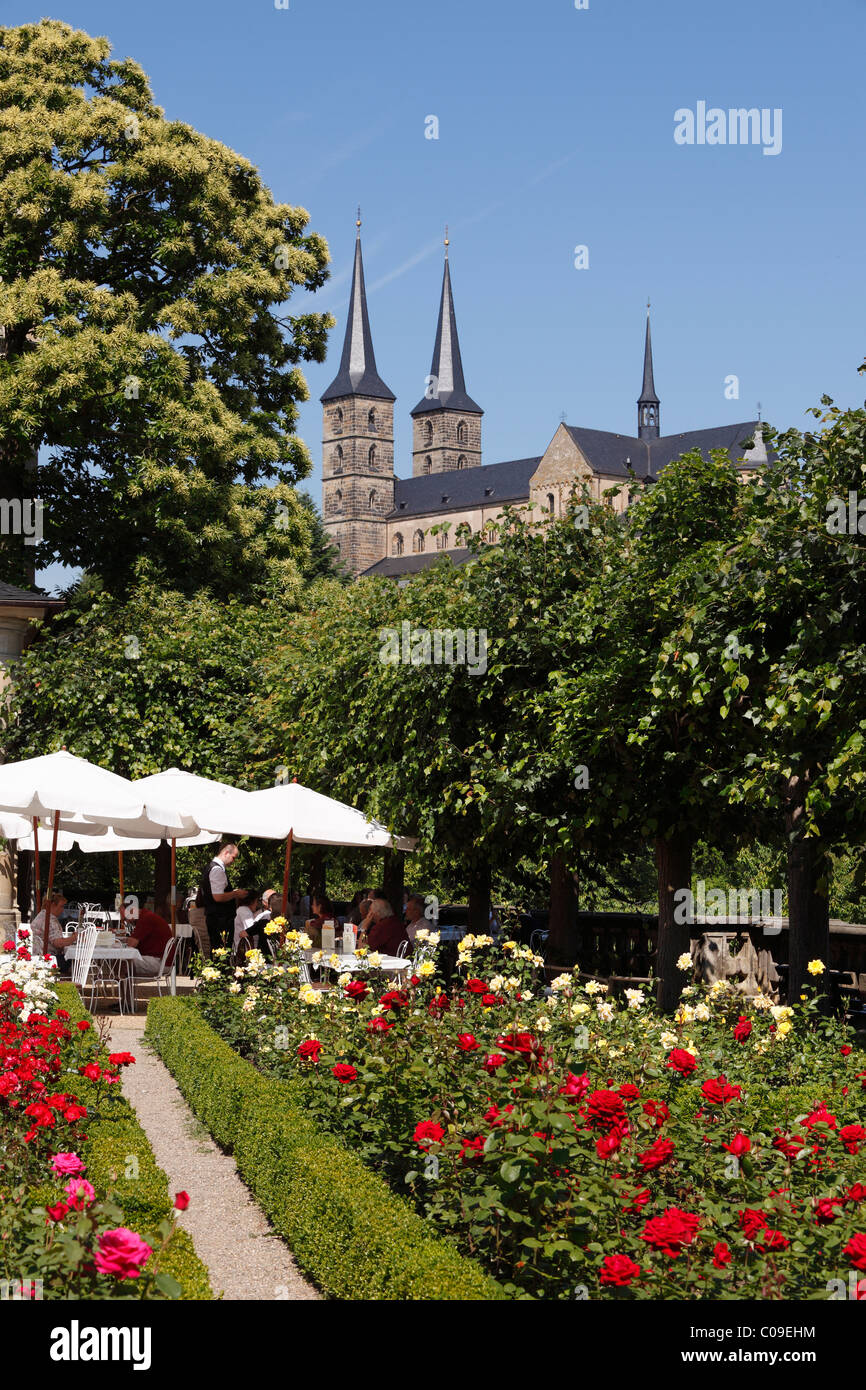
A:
[0,19,332,595]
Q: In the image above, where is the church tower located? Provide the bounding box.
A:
[321,215,395,576]
[410,233,482,476]
[637,302,660,440]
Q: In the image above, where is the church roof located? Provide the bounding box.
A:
[361,549,475,578]
[410,255,482,417]
[321,229,395,403]
[566,421,769,478]
[0,581,63,608]
[387,456,542,521]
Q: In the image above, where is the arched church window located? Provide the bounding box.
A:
[334,489,343,513]
[457,420,466,443]
[436,530,448,550]
[368,444,377,468]
[457,455,467,470]
[413,529,425,554]
[334,407,343,434]
[368,408,377,431]
[333,446,343,473]
[392,533,404,556]
[368,489,377,509]
[547,493,555,514]
[423,456,432,475]
[425,420,433,445]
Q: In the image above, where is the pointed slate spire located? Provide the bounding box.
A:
[637,301,660,440]
[321,215,395,402]
[411,234,482,416]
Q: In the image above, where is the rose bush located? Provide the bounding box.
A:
[0,941,187,1298]
[193,933,866,1300]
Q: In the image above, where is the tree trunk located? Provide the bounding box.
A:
[308,849,325,903]
[382,848,404,914]
[785,819,830,1007]
[547,851,579,966]
[467,859,491,934]
[154,842,171,919]
[655,833,693,1013]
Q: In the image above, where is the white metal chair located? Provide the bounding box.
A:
[151,936,181,998]
[70,923,100,1010]
[396,940,411,958]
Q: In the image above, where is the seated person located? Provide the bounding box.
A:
[305,893,336,949]
[404,892,427,944]
[233,890,261,957]
[359,897,409,957]
[27,891,80,973]
[347,889,369,927]
[125,908,175,980]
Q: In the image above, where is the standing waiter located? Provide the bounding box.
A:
[199,841,247,949]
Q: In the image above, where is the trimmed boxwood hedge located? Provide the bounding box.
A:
[54,983,212,1300]
[146,996,507,1300]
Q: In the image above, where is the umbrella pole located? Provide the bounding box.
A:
[32,817,41,916]
[170,838,176,935]
[281,829,294,924]
[45,812,60,911]
[118,851,125,932]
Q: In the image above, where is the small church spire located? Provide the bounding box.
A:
[637,301,660,440]
[321,218,394,403]
[410,237,482,417]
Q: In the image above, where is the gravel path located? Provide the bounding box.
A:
[106,1015,320,1301]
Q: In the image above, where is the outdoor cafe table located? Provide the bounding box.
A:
[301,950,412,977]
[65,943,143,1014]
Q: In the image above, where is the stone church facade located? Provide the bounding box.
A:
[321,224,767,579]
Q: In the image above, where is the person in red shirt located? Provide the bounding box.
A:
[126,909,175,980]
[360,898,409,957]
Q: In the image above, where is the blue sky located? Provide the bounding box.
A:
[9,0,864,590]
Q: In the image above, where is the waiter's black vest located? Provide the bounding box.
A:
[200,858,234,924]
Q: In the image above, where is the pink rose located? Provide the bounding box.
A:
[64,1177,96,1210]
[93,1228,153,1280]
[50,1152,86,1178]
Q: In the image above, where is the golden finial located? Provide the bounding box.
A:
[356,206,362,231]
[444,224,449,258]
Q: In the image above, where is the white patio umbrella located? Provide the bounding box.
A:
[245,779,417,909]
[0,752,192,919]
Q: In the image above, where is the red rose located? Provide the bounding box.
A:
[79,1063,101,1081]
[174,1191,190,1210]
[772,1130,806,1159]
[814,1197,843,1224]
[366,1017,393,1033]
[483,1102,514,1127]
[459,1135,485,1162]
[63,1104,87,1123]
[843,1234,866,1271]
[343,980,368,1000]
[56,1009,70,1021]
[638,1137,675,1170]
[108,1052,136,1067]
[722,1133,751,1157]
[456,1033,479,1052]
[803,1104,838,1130]
[466,979,489,994]
[496,1031,540,1057]
[666,1049,697,1076]
[599,1254,641,1286]
[332,1064,357,1084]
[840,1045,853,1056]
[414,1120,445,1149]
[756,1229,789,1252]
[845,1184,866,1203]
[622,1187,651,1215]
[733,1016,752,1042]
[585,1089,628,1135]
[738,1208,769,1240]
[712,1241,732,1268]
[642,1099,670,1128]
[617,1084,641,1102]
[839,1124,866,1155]
[559,1072,590,1099]
[595,1133,621,1160]
[483,1053,507,1072]
[639,1207,700,1258]
[481,993,498,1007]
[297,1039,323,1064]
[701,1076,741,1105]
[45,1202,70,1223]
[379,990,409,1010]
[76,1021,91,1032]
